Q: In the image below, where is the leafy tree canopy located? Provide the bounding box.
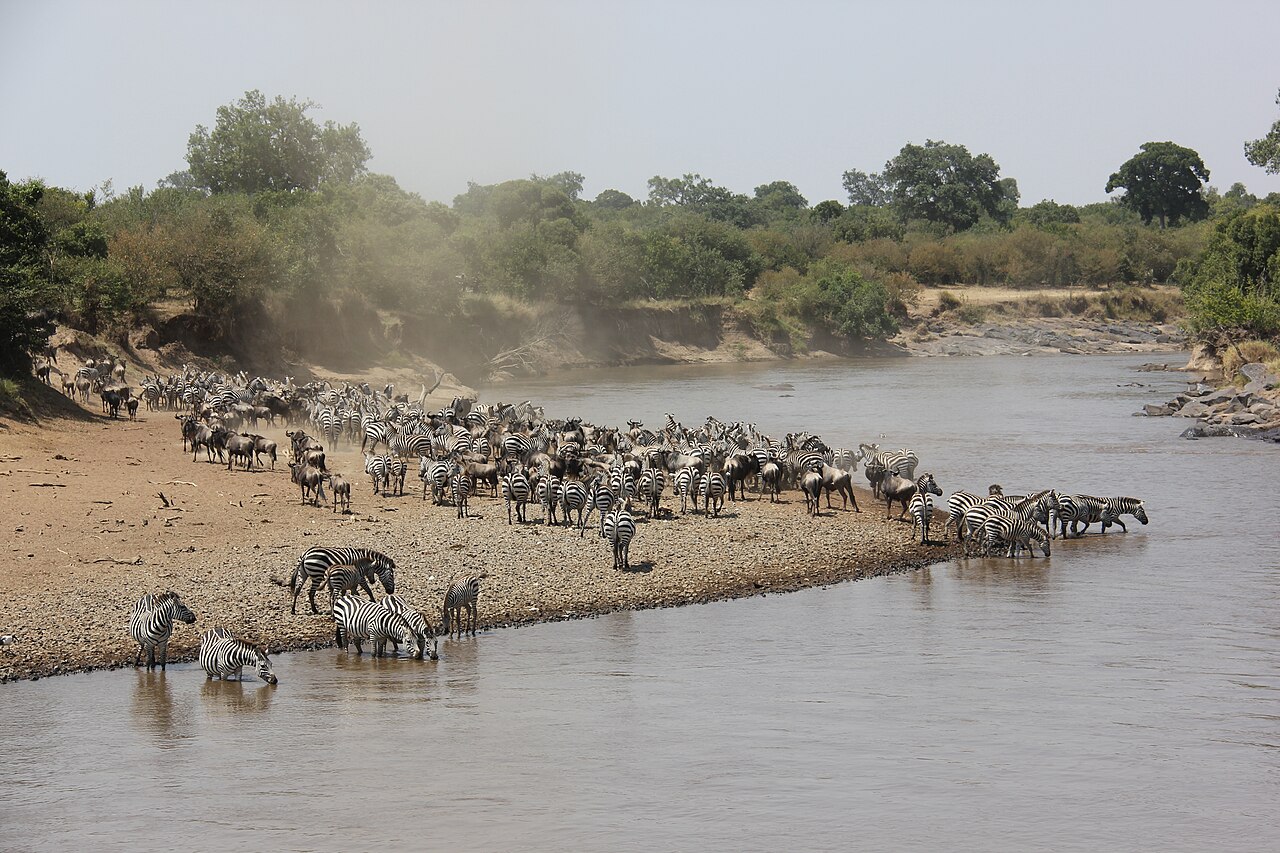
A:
[880,140,1016,232]
[1105,141,1210,228]
[753,180,808,211]
[646,173,762,228]
[1021,199,1081,229]
[593,189,637,210]
[186,89,371,194]
[531,171,585,201]
[1180,204,1280,340]
[1244,88,1280,174]
[0,171,55,373]
[841,169,890,207]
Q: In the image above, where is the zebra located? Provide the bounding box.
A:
[636,468,666,518]
[451,468,473,519]
[603,503,637,570]
[608,466,636,502]
[290,547,397,615]
[700,471,728,517]
[199,627,278,683]
[673,466,701,514]
[1056,494,1108,539]
[364,453,389,495]
[536,472,563,525]
[129,592,197,671]
[909,491,934,544]
[377,595,438,660]
[361,419,396,454]
[983,513,1052,558]
[386,456,407,496]
[561,479,589,533]
[421,458,451,503]
[1100,497,1148,533]
[442,574,487,639]
[333,594,419,657]
[584,478,617,538]
[502,469,532,524]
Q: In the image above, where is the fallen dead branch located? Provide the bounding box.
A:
[29,483,66,488]
[90,556,142,566]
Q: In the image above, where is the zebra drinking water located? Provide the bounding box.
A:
[199,627,277,683]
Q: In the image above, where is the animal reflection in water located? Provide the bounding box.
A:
[200,678,276,714]
[131,671,194,740]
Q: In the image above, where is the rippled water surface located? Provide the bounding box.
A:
[3,354,1278,852]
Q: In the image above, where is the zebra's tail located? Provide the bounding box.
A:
[289,559,304,594]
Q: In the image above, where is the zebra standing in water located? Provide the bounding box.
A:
[129,592,197,671]
[442,573,488,639]
[1056,494,1107,539]
[333,594,420,657]
[603,502,637,570]
[377,595,438,660]
[290,547,397,615]
[199,627,278,683]
[1100,497,1148,533]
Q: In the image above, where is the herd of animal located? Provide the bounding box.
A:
[106,363,1148,681]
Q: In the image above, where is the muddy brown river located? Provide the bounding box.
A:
[2,354,1277,851]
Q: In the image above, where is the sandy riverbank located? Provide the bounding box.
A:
[0,401,957,683]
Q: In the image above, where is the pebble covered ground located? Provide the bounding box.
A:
[0,406,958,682]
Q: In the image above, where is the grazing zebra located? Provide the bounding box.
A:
[674,466,701,514]
[333,594,419,657]
[129,592,197,671]
[603,503,637,570]
[700,471,727,517]
[442,574,487,639]
[1100,497,1148,533]
[908,491,934,543]
[199,627,278,683]
[451,469,473,519]
[290,547,397,615]
[561,479,589,532]
[983,513,1052,558]
[377,595,438,660]
[502,469,532,524]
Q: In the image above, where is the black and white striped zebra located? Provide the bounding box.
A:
[361,419,395,454]
[386,456,407,496]
[1100,497,1148,533]
[608,466,636,502]
[502,469,532,524]
[451,468,473,519]
[674,466,701,515]
[421,458,451,503]
[1056,494,1107,539]
[603,503,637,570]
[290,547,397,614]
[636,468,666,518]
[442,574,487,638]
[129,592,196,670]
[561,479,588,532]
[377,595,438,660]
[364,453,390,494]
[700,471,727,517]
[908,492,934,544]
[584,478,617,537]
[983,512,1052,558]
[199,627,277,683]
[333,594,419,657]
[537,473,563,525]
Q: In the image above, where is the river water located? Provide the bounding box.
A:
[2,354,1277,852]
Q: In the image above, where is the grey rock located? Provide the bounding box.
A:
[1140,404,1174,417]
[1249,402,1277,419]
[1230,413,1262,425]
[1177,401,1211,418]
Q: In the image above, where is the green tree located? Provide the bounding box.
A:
[186,89,371,194]
[753,180,808,211]
[0,172,55,373]
[1105,142,1210,228]
[646,174,761,228]
[794,261,897,339]
[841,169,890,206]
[1022,199,1081,229]
[880,140,1015,231]
[1244,88,1280,174]
[531,171,585,200]
[1180,204,1280,339]
[593,189,637,210]
[811,200,845,223]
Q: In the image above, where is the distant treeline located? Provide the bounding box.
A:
[4,89,1279,374]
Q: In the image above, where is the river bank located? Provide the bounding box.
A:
[0,402,956,683]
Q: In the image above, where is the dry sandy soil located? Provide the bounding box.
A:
[0,394,957,682]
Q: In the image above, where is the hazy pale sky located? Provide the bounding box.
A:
[3,0,1279,207]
